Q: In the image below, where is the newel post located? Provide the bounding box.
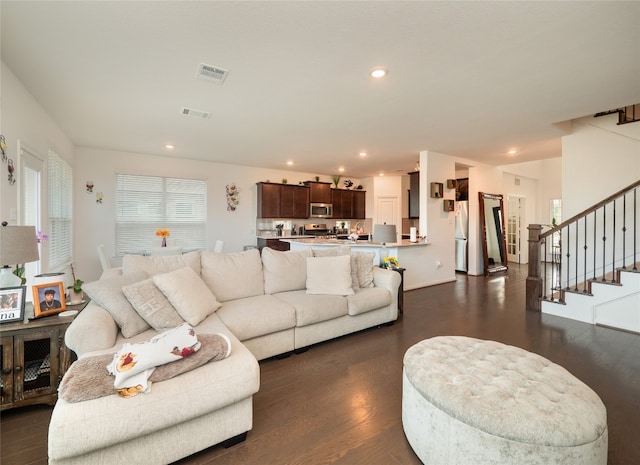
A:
[526,224,542,312]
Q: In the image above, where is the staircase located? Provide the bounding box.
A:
[526,180,640,333]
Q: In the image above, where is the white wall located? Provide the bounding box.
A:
[0,62,75,226]
[562,114,640,218]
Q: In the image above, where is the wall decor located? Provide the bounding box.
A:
[0,286,26,324]
[0,135,7,162]
[226,183,240,211]
[32,282,67,318]
[430,182,443,198]
[96,192,103,203]
[86,181,94,193]
[7,159,16,184]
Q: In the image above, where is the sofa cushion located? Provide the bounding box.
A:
[201,249,264,302]
[262,247,312,294]
[347,287,392,315]
[216,295,296,341]
[83,271,151,338]
[153,267,222,326]
[122,278,184,330]
[122,251,201,277]
[274,290,348,327]
[306,255,354,296]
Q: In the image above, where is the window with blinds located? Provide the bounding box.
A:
[115,174,207,255]
[48,149,73,271]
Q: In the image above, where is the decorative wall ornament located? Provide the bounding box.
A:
[0,135,7,162]
[96,192,103,203]
[226,183,240,211]
[7,159,15,184]
[86,181,94,193]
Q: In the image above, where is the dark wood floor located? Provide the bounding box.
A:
[2,264,639,465]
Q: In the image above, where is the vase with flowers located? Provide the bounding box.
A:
[156,228,171,247]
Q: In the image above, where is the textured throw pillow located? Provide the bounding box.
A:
[82,271,151,338]
[122,278,184,329]
[353,251,375,288]
[200,249,264,302]
[153,267,222,325]
[262,247,312,294]
[306,255,354,296]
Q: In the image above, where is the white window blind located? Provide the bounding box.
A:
[48,149,73,271]
[115,174,207,255]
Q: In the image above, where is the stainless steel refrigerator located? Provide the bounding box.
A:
[455,201,469,272]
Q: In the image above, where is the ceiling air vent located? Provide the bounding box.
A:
[196,63,229,84]
[180,107,212,119]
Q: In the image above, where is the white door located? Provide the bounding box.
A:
[376,196,400,231]
[506,196,524,264]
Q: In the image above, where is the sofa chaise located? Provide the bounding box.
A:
[48,246,401,464]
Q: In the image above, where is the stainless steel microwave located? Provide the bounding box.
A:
[310,203,333,218]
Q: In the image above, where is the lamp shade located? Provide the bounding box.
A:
[372,224,397,244]
[0,226,40,267]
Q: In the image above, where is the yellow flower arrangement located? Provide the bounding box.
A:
[155,229,171,238]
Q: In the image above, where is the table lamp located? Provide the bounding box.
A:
[372,223,397,266]
[0,225,40,288]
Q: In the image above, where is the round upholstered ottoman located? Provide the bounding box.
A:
[402,336,607,465]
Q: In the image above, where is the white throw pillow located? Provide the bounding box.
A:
[153,267,222,326]
[122,251,201,277]
[306,255,354,296]
[353,251,375,288]
[262,247,312,294]
[201,249,264,302]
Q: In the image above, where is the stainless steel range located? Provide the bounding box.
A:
[303,223,331,236]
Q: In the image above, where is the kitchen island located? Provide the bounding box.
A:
[283,238,430,290]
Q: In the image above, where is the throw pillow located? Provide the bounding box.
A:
[306,255,354,296]
[200,248,264,302]
[354,251,375,288]
[153,267,222,326]
[262,247,312,294]
[122,278,184,329]
[82,271,151,338]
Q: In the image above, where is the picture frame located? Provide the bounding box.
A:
[0,286,26,324]
[32,282,67,318]
[383,256,399,270]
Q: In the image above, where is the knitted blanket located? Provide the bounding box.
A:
[58,331,231,402]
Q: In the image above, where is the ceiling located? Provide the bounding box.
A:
[2,1,639,178]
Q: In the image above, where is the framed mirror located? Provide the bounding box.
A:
[479,192,508,275]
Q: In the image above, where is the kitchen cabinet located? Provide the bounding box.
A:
[1,316,74,410]
[257,238,290,251]
[331,189,365,219]
[257,183,310,219]
[408,171,419,219]
[303,181,332,204]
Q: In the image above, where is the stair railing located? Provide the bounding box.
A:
[527,180,640,312]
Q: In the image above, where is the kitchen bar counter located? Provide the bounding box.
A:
[283,238,430,290]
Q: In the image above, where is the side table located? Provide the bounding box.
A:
[391,267,405,314]
[0,301,85,411]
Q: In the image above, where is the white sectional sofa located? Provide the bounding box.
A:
[48,246,401,465]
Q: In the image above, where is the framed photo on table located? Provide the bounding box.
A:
[32,282,66,318]
[0,286,26,324]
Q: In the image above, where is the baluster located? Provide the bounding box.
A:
[622,193,627,270]
[593,210,597,280]
[574,218,579,291]
[612,199,617,282]
[583,215,588,293]
[602,204,607,282]
[542,237,547,300]
[565,224,571,290]
[634,188,638,271]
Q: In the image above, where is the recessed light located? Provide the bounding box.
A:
[379,172,385,177]
[507,149,518,155]
[370,68,387,79]
[359,152,367,157]
[338,167,345,173]
[165,144,174,149]
[287,160,293,166]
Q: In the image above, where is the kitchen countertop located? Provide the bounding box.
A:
[257,235,315,239]
[282,238,429,247]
